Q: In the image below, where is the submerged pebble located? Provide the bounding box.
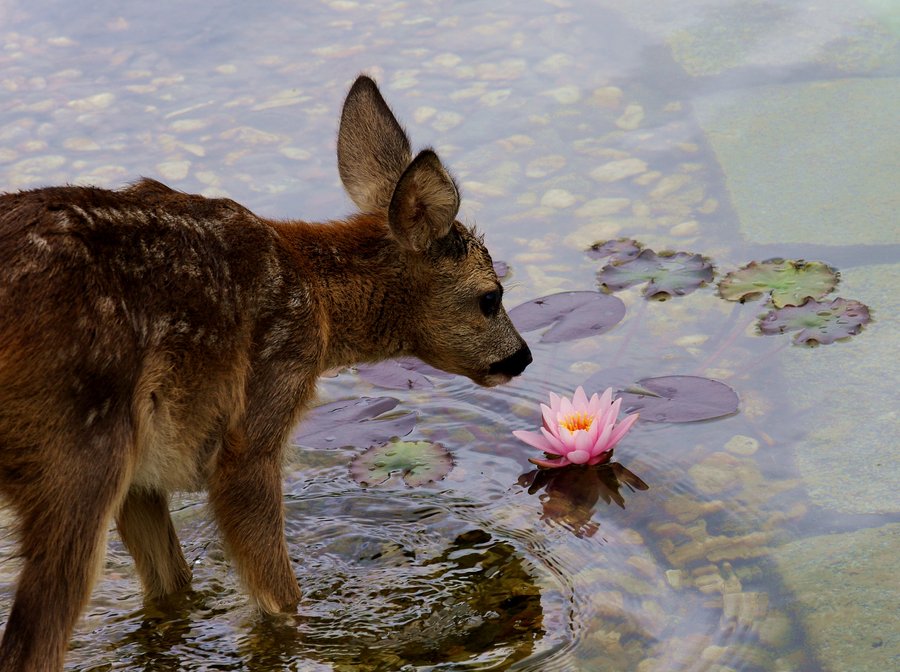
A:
[156,160,190,181]
[540,188,577,208]
[616,103,645,130]
[591,158,648,182]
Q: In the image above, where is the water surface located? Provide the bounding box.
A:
[1,1,898,670]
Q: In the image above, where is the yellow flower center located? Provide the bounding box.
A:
[560,412,593,433]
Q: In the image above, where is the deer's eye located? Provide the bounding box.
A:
[479,290,501,317]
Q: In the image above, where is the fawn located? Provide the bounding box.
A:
[0,75,531,671]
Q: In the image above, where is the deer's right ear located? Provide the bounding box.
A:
[388,149,459,252]
[337,76,412,214]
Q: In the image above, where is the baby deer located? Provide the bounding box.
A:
[0,75,531,671]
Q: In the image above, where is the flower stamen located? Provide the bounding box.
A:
[560,411,592,433]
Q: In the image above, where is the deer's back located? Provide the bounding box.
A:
[0,180,305,490]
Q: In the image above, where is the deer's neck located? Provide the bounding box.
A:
[276,214,416,371]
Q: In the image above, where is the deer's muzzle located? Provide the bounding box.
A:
[488,343,532,379]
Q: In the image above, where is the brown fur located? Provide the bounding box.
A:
[0,75,530,670]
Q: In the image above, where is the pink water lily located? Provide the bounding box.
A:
[513,387,639,469]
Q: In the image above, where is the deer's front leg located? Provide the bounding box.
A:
[209,425,300,613]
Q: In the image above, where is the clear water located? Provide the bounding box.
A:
[1,1,898,670]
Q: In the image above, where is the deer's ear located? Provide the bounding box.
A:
[388,149,460,252]
[337,75,412,213]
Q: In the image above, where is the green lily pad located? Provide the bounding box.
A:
[597,249,714,300]
[350,439,453,487]
[758,297,871,345]
[718,258,839,308]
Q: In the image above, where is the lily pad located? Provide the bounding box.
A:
[586,238,643,263]
[758,297,871,345]
[350,439,453,487]
[292,397,416,449]
[597,249,714,300]
[617,376,739,422]
[508,291,626,343]
[718,258,838,308]
[356,358,452,390]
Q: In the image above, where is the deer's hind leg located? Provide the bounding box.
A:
[116,486,192,601]
[0,417,134,672]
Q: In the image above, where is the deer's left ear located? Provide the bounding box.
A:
[388,149,460,252]
[338,75,412,214]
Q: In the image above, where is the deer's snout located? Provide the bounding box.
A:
[488,342,532,379]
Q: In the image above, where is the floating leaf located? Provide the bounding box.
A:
[758,297,871,345]
[293,397,416,449]
[508,291,626,343]
[598,249,714,300]
[617,375,739,422]
[350,439,453,487]
[356,358,452,390]
[718,258,838,308]
[586,238,643,263]
[582,366,641,396]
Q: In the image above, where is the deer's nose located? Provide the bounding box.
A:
[489,342,532,378]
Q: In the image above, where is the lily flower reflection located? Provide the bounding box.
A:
[518,462,649,538]
[513,387,639,468]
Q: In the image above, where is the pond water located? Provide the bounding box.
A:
[1,1,898,670]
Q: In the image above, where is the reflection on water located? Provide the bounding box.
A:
[1,0,897,670]
[518,463,649,538]
[283,489,543,670]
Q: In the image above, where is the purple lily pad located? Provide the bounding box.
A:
[508,291,626,343]
[718,259,839,308]
[617,376,739,423]
[586,238,643,263]
[582,366,644,396]
[598,249,714,300]
[356,358,452,390]
[350,439,454,487]
[292,396,416,449]
[758,297,871,345]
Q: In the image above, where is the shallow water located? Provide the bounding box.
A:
[1,1,898,670]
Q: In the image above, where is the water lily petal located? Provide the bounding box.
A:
[567,449,591,464]
[548,391,562,413]
[587,412,602,444]
[528,455,571,469]
[539,427,568,455]
[558,396,576,424]
[586,392,600,417]
[588,387,612,418]
[574,429,594,453]
[541,403,558,436]
[587,450,614,466]
[512,430,556,454]
[606,412,639,450]
[572,386,589,412]
[592,421,614,455]
[558,425,576,450]
[597,396,622,432]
